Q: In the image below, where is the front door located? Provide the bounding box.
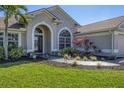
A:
[34,28,43,52]
[38,35,43,52]
[34,35,43,52]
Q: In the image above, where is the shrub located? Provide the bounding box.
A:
[90,56,97,61]
[96,62,102,69]
[63,54,68,63]
[107,55,116,60]
[75,56,80,60]
[60,48,78,57]
[8,44,17,51]
[82,56,88,61]
[64,54,68,59]
[72,59,77,66]
[9,47,24,60]
[0,47,4,61]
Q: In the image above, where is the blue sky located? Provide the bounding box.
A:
[1,5,124,25]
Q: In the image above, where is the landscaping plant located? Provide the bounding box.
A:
[60,47,78,57]
[82,56,88,61]
[9,47,25,60]
[90,56,97,61]
[96,62,102,69]
[0,47,4,61]
[64,54,68,63]
[75,56,80,60]
[72,58,77,66]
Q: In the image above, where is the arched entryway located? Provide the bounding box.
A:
[33,24,52,53]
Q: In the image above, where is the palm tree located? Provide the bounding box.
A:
[0,5,28,60]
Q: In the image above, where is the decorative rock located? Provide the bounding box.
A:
[32,55,37,59]
[118,60,124,65]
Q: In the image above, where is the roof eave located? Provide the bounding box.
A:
[75,27,118,36]
[0,27,26,32]
[55,6,81,26]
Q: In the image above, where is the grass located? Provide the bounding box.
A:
[0,61,123,88]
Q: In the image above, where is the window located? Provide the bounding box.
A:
[59,30,71,50]
[8,33,18,47]
[0,33,3,46]
[0,32,18,47]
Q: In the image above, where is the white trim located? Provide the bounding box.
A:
[76,32,111,37]
[52,49,58,51]
[58,27,73,50]
[32,21,53,53]
[27,49,33,52]
[114,31,119,35]
[40,27,45,53]
[18,33,21,47]
[102,49,119,53]
[111,31,114,54]
[0,28,26,32]
[118,21,124,30]
[118,31,124,35]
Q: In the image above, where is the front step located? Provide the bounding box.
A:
[29,52,49,59]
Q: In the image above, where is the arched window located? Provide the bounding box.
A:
[34,28,42,35]
[59,30,71,50]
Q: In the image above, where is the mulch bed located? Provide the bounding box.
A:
[0,57,46,64]
[0,57,124,70]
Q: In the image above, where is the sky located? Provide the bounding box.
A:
[1,5,124,25]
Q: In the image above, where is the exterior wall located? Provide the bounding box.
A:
[115,32,124,55]
[26,8,76,53]
[42,26,51,53]
[20,32,27,50]
[75,32,112,53]
[27,13,54,52]
[88,35,112,51]
[75,30,124,56]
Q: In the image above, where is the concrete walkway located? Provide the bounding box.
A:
[50,58,120,67]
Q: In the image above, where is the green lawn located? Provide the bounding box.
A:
[0,62,124,88]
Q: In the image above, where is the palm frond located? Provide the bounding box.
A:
[15,5,28,12]
[16,11,28,24]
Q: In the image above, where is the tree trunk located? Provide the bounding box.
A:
[4,18,8,60]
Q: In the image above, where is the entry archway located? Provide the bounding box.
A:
[32,22,53,53]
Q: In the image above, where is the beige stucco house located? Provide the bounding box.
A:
[0,6,80,53]
[76,16,124,57]
[1,5,124,57]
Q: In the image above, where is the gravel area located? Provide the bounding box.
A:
[50,58,120,67]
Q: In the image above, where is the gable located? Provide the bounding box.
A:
[28,9,57,22]
[47,6,80,26]
[28,6,80,27]
[118,22,124,30]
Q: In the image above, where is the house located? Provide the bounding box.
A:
[75,16,124,57]
[0,6,80,54]
[1,5,124,57]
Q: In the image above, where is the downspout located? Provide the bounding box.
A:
[111,31,114,55]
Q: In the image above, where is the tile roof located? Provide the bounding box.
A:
[0,16,25,29]
[78,16,124,34]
